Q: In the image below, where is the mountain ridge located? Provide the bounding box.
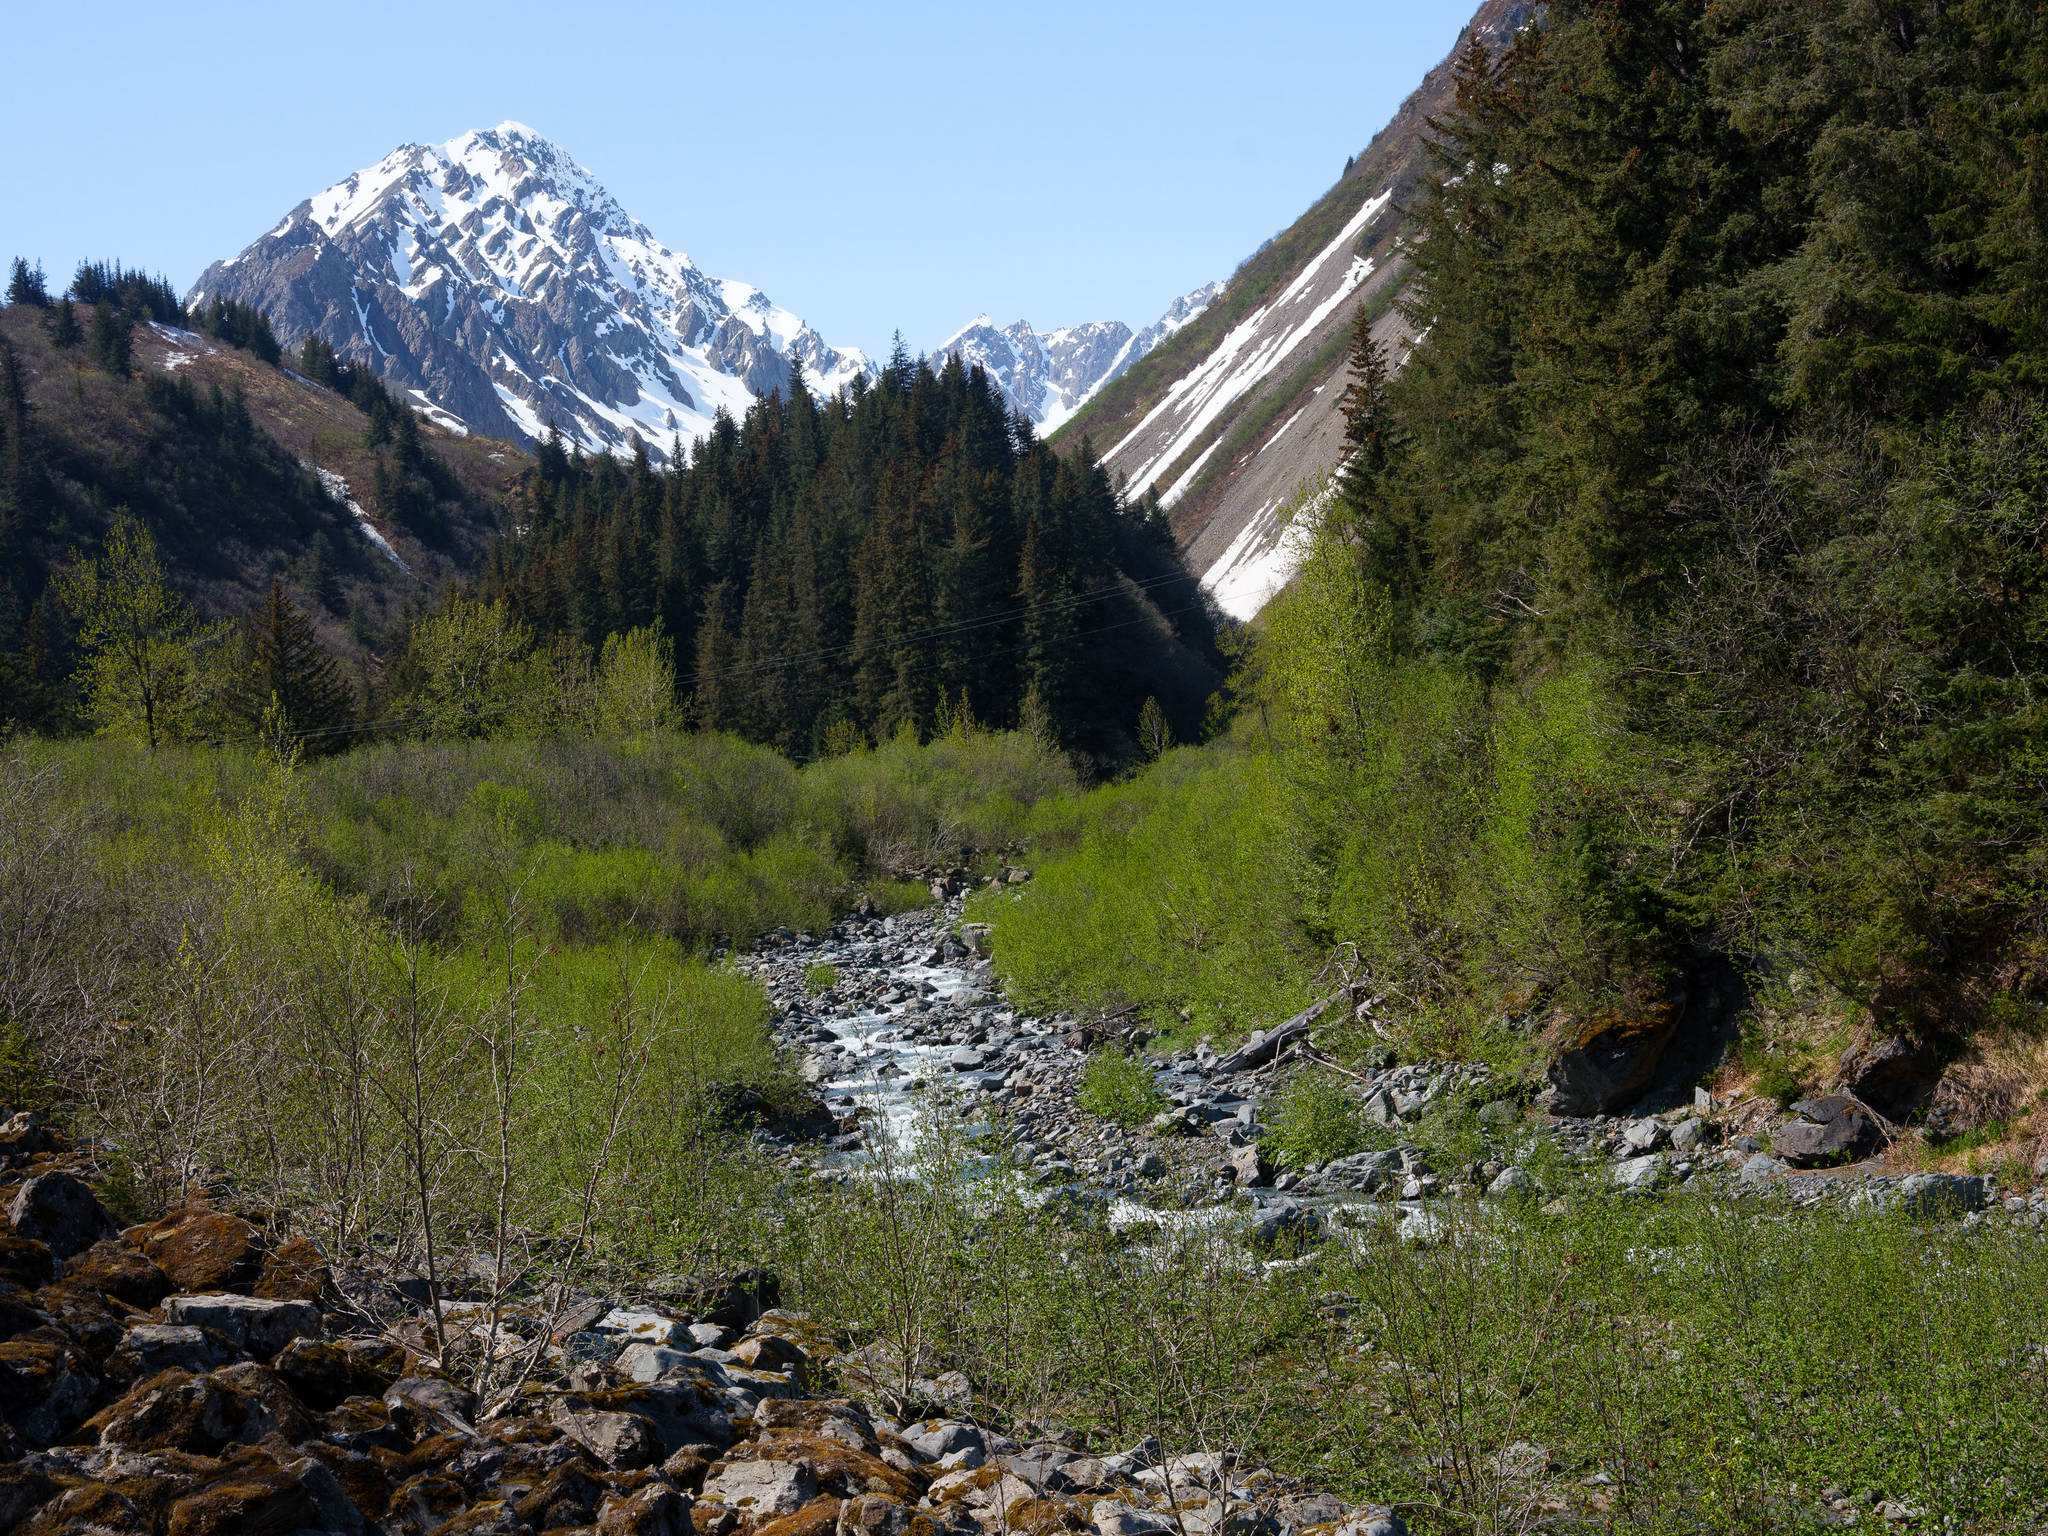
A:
[190,122,869,460]
[926,282,1224,435]
[1051,0,1538,618]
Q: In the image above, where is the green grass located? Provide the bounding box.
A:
[1076,1047,1169,1127]
[784,1109,2048,1532]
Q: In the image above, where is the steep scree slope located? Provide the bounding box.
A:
[1054,0,1536,620]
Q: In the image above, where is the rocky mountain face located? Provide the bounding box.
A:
[189,123,868,458]
[1056,0,1538,618]
[928,283,1223,435]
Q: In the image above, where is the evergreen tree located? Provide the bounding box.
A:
[6,260,48,308]
[48,299,80,349]
[1334,304,1395,525]
[88,300,130,377]
[231,577,355,751]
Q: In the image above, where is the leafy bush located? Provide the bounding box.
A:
[974,746,1317,1037]
[1076,1047,1167,1127]
[1264,1068,1366,1170]
[804,963,839,993]
[1749,1052,1805,1110]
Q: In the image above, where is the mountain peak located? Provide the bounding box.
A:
[193,129,867,457]
[929,284,1224,434]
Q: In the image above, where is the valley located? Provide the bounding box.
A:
[3,0,2048,1529]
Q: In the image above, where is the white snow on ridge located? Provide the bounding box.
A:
[1201,487,1325,621]
[234,122,870,458]
[407,390,469,436]
[1107,190,1391,498]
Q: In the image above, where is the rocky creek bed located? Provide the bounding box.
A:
[0,1113,1410,1536]
[741,896,2031,1239]
[0,894,2036,1533]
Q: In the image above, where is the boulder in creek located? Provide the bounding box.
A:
[7,1172,117,1260]
[1094,1501,1175,1536]
[1612,1154,1666,1192]
[1772,1097,1879,1167]
[548,1380,735,1457]
[1540,995,1684,1117]
[85,1365,292,1455]
[729,1334,807,1374]
[1338,1511,1410,1536]
[0,1331,98,1447]
[555,1400,666,1469]
[600,1480,694,1536]
[151,1445,364,1536]
[703,1457,819,1518]
[841,1492,922,1536]
[64,1239,171,1307]
[1836,1034,1941,1119]
[0,1237,54,1290]
[1488,1166,1537,1200]
[106,1323,228,1382]
[271,1338,384,1412]
[383,1375,479,1440]
[723,1429,925,1505]
[1223,1143,1270,1189]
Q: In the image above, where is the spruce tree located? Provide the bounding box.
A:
[88,300,130,376]
[232,577,354,751]
[1333,305,1395,528]
[48,298,80,349]
[6,260,48,308]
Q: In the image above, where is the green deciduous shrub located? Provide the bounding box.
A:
[1264,1068,1367,1170]
[1076,1047,1167,1127]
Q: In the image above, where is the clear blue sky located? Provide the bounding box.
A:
[2,1,1473,356]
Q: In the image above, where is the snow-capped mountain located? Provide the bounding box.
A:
[930,282,1224,434]
[189,123,868,457]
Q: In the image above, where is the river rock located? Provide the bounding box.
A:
[1488,1166,1537,1199]
[1837,1035,1940,1118]
[1613,1154,1665,1192]
[1223,1143,1270,1188]
[1772,1098,1878,1166]
[136,1209,267,1292]
[162,1293,321,1356]
[1897,1173,1989,1219]
[1541,997,1683,1116]
[7,1172,117,1259]
[703,1457,818,1516]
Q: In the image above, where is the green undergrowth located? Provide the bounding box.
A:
[1264,1067,1369,1170]
[785,1107,2048,1531]
[969,744,1318,1040]
[0,727,1075,1277]
[1076,1047,1168,1127]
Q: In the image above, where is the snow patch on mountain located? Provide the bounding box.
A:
[191,122,870,458]
[929,281,1224,433]
[1110,191,1391,503]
